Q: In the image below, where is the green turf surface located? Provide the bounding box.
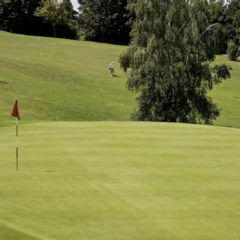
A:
[0,121,239,240]
[1,31,240,128]
[0,224,38,240]
[0,31,134,121]
[212,55,240,128]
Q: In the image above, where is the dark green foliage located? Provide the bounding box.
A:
[0,0,78,39]
[61,0,78,39]
[62,0,77,20]
[120,0,230,124]
[202,0,240,55]
[119,47,131,73]
[35,0,67,37]
[35,0,78,39]
[0,0,48,35]
[226,0,240,60]
[78,0,132,44]
[208,0,228,54]
[227,40,239,60]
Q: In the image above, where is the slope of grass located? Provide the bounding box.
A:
[0,31,134,121]
[0,224,38,240]
[212,55,240,128]
[0,121,240,240]
[1,31,240,127]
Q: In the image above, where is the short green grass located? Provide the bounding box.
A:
[212,55,240,128]
[0,122,240,240]
[0,224,37,240]
[0,31,135,122]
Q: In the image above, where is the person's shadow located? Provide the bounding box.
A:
[112,74,124,78]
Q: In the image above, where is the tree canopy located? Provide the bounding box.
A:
[226,0,240,60]
[0,0,78,39]
[78,0,132,45]
[0,0,45,35]
[120,0,230,124]
[35,0,67,37]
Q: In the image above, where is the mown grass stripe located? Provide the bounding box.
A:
[0,223,39,240]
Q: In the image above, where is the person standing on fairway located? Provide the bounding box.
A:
[109,61,114,76]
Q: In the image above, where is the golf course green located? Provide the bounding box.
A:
[0,122,240,240]
[0,31,240,240]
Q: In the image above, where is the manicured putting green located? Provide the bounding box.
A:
[0,122,239,240]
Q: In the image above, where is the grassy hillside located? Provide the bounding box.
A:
[212,55,240,128]
[0,121,240,240]
[0,31,134,122]
[1,31,240,127]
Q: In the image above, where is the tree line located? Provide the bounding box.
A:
[0,0,239,55]
[0,0,133,44]
[0,0,78,39]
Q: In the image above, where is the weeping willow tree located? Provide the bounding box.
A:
[120,0,230,124]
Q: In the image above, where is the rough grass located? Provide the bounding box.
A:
[0,122,240,240]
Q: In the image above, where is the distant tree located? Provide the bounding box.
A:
[119,0,230,124]
[59,0,78,39]
[0,0,51,35]
[0,0,78,39]
[35,0,67,37]
[0,0,23,33]
[62,0,77,19]
[78,0,132,44]
[208,0,229,54]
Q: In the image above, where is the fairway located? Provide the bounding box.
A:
[0,122,239,240]
[0,31,134,122]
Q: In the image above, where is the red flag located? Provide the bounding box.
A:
[11,100,20,119]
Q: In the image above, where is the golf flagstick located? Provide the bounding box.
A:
[16,117,18,171]
[11,100,20,171]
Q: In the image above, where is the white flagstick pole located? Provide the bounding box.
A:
[16,117,18,171]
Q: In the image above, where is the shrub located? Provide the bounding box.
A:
[227,41,239,61]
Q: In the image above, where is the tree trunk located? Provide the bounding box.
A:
[53,24,56,37]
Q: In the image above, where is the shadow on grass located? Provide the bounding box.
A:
[0,223,39,240]
[0,81,8,84]
[111,74,124,79]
